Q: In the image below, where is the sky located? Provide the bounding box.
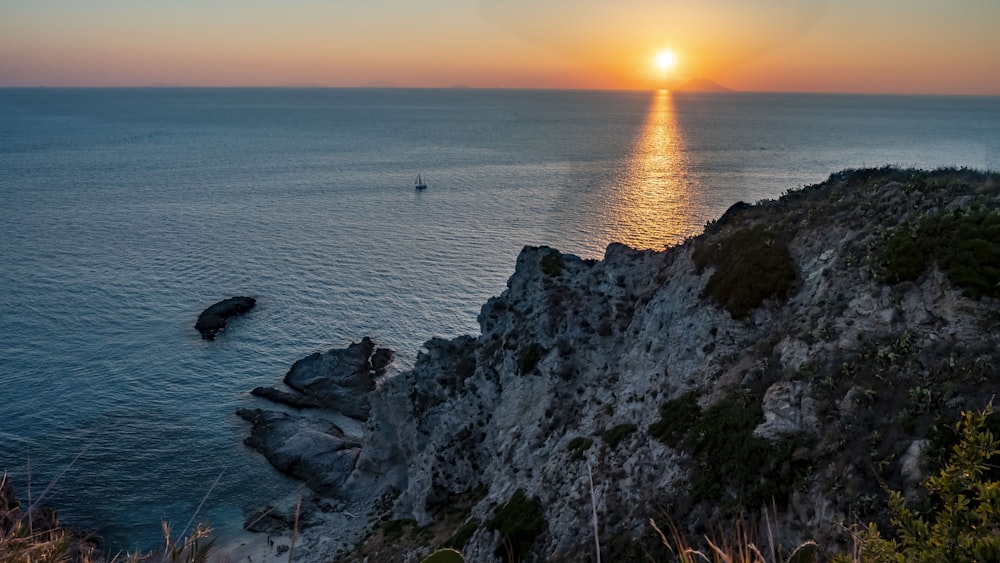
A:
[1,0,998,94]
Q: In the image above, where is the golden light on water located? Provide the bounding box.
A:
[599,90,696,250]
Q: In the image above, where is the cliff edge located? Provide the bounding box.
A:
[242,167,1000,561]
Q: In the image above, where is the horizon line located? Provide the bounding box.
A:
[2,84,999,97]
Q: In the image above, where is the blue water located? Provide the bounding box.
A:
[1,88,998,551]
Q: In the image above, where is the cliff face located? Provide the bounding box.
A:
[242,168,1000,561]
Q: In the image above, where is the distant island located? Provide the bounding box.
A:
[361,80,398,88]
[671,77,733,92]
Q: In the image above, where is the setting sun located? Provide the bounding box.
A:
[655,50,677,72]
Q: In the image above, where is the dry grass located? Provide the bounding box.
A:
[1,471,216,563]
[646,507,821,563]
[1,471,99,563]
[649,517,765,563]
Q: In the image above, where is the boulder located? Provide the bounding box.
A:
[283,336,393,420]
[195,296,256,340]
[237,408,363,497]
[238,337,397,502]
[243,495,325,533]
[754,381,820,441]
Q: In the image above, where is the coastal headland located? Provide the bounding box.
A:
[236,167,1000,561]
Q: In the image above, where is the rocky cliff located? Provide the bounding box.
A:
[240,167,1000,561]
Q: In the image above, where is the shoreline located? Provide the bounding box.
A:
[210,528,288,563]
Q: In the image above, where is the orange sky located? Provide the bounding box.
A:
[1,0,998,94]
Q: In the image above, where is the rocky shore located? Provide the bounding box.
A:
[239,168,1000,561]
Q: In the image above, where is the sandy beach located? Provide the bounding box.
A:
[211,529,293,563]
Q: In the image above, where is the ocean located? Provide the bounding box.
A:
[1,88,997,551]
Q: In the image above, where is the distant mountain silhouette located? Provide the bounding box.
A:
[450,83,473,89]
[363,80,398,88]
[672,78,733,92]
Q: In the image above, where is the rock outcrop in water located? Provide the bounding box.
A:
[195,296,256,340]
[241,168,1000,561]
[238,337,395,496]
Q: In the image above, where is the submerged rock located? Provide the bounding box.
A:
[195,296,256,340]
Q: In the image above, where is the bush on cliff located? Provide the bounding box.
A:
[539,251,564,278]
[693,225,797,319]
[486,489,546,563]
[858,403,1000,562]
[883,209,1000,299]
[649,392,803,508]
[566,436,593,461]
[603,423,638,449]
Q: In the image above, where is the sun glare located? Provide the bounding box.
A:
[655,50,677,73]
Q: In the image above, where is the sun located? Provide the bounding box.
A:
[655,50,677,72]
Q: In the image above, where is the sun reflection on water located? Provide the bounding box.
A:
[599,89,698,250]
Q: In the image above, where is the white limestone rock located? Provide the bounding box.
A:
[754,381,820,441]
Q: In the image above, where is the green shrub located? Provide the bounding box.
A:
[692,225,797,319]
[566,436,593,461]
[649,393,802,507]
[603,423,638,449]
[924,409,1000,476]
[540,251,564,277]
[859,403,1000,562]
[486,489,546,563]
[883,209,1000,299]
[648,392,702,447]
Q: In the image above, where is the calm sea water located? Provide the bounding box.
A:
[1,88,998,550]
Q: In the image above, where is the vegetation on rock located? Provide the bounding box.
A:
[539,250,564,278]
[692,225,797,319]
[650,392,804,508]
[566,436,594,461]
[858,403,1000,562]
[603,423,638,449]
[486,489,546,563]
[882,209,1000,299]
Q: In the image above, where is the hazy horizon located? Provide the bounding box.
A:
[2,0,998,95]
[5,83,1000,98]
